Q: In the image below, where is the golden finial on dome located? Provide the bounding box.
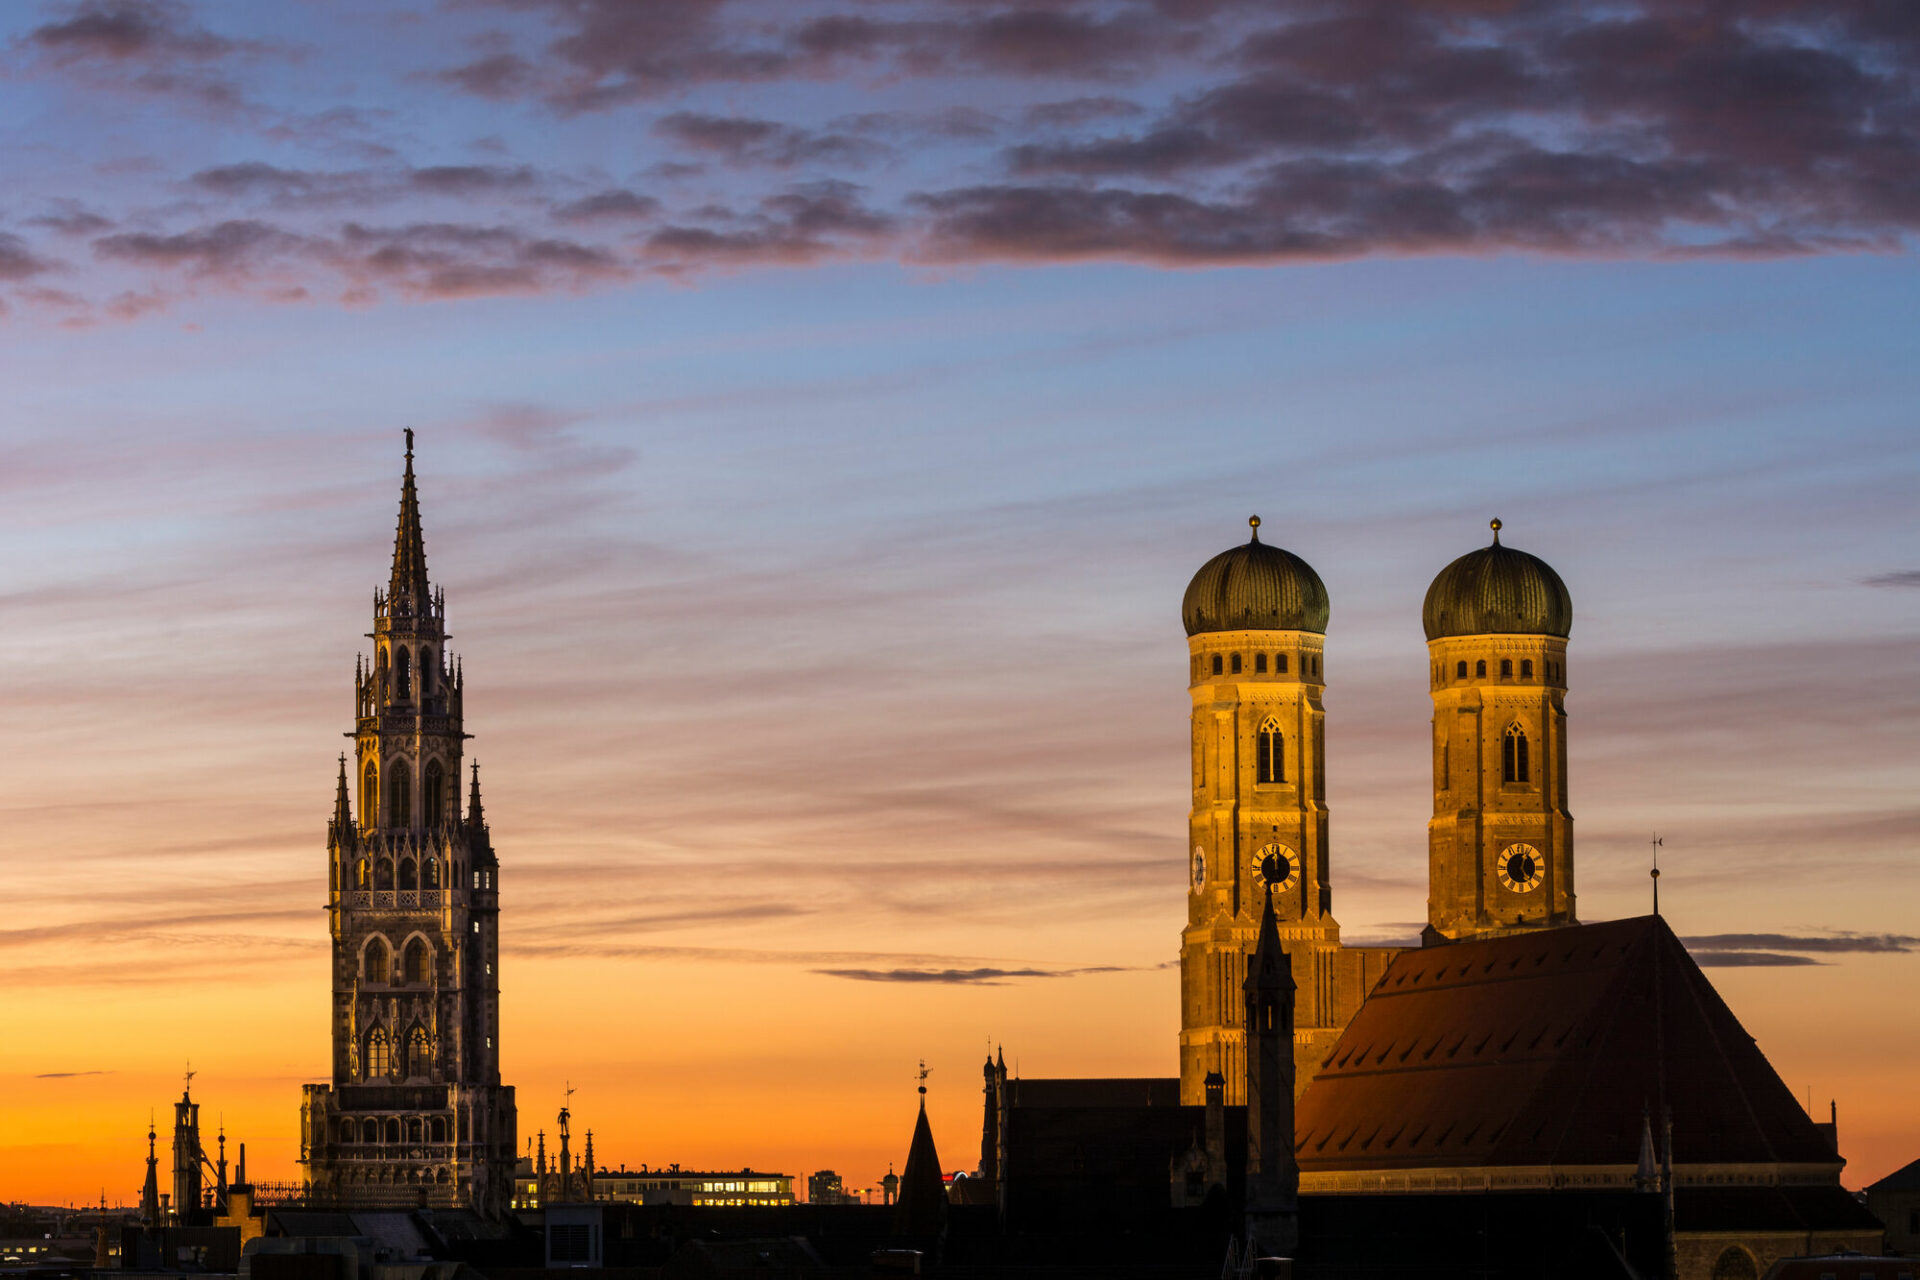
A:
[1490,517,1502,544]
[1249,514,1261,542]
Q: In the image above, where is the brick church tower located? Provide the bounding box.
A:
[299,432,517,1213]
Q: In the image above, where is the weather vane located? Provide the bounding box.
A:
[916,1060,930,1097]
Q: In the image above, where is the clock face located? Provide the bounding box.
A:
[1498,843,1544,893]
[1192,846,1206,890]
[1257,843,1300,893]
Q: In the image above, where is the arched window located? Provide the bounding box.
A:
[424,858,440,889]
[1276,654,1288,673]
[366,1027,391,1078]
[361,1118,378,1144]
[361,762,378,828]
[1231,653,1242,674]
[1455,660,1467,678]
[1475,659,1487,677]
[407,1118,423,1143]
[398,859,417,891]
[408,1026,432,1077]
[338,1119,354,1144]
[404,938,430,985]
[1520,659,1533,678]
[356,858,370,889]
[388,763,410,828]
[385,1118,401,1144]
[430,1117,447,1143]
[1211,654,1222,676]
[375,858,394,890]
[395,647,412,701]
[419,649,433,695]
[1503,724,1531,783]
[1256,717,1285,785]
[1254,653,1267,673]
[1710,1247,1757,1280]
[425,760,445,825]
[364,936,390,983]
[1500,658,1513,677]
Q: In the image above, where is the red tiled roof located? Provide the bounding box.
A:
[1296,915,1840,1172]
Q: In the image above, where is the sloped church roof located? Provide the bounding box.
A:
[1295,915,1841,1173]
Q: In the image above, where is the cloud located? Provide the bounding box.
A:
[653,112,889,169]
[1681,932,1920,955]
[34,1070,113,1079]
[552,189,662,224]
[23,0,279,111]
[0,233,56,280]
[645,180,894,269]
[1690,952,1822,968]
[814,963,1135,985]
[1863,570,1920,588]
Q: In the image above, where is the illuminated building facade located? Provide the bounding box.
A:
[298,433,518,1213]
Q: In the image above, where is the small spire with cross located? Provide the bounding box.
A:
[1650,833,1665,915]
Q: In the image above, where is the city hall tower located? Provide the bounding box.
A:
[1422,519,1575,943]
[299,433,517,1213]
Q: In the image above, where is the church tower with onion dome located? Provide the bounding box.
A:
[1422,518,1576,944]
[298,431,517,1213]
[1178,517,1396,1105]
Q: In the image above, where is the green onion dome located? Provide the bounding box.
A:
[1182,516,1330,636]
[1422,519,1572,641]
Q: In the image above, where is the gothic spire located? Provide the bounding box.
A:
[468,761,485,827]
[1249,880,1295,994]
[388,429,431,618]
[332,754,352,835]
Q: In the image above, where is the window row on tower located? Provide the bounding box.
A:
[360,759,455,830]
[335,1115,450,1147]
[1194,652,1322,680]
[358,1023,437,1082]
[360,933,440,986]
[1434,657,1562,685]
[343,854,448,892]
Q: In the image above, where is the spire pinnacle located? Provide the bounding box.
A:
[388,430,431,618]
[1489,517,1502,544]
[468,760,485,826]
[333,754,352,832]
[1248,514,1261,543]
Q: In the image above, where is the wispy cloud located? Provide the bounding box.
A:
[1863,570,1920,589]
[34,1070,114,1079]
[814,963,1140,985]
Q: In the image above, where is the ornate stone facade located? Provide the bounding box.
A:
[299,434,517,1213]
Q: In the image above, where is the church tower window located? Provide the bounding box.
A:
[361,762,378,829]
[1503,725,1531,783]
[1277,654,1287,673]
[1256,717,1285,785]
[425,760,445,824]
[399,860,417,891]
[395,647,412,701]
[375,858,393,890]
[1476,659,1487,677]
[1455,660,1467,678]
[1521,659,1533,678]
[1211,654,1223,675]
[1231,654,1242,674]
[424,857,439,889]
[1255,653,1267,673]
[1500,658,1513,677]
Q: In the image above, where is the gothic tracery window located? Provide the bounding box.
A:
[388,763,411,828]
[364,936,390,983]
[399,859,417,891]
[366,1027,391,1079]
[1256,717,1285,785]
[361,762,378,828]
[404,938,430,985]
[425,760,445,825]
[1503,724,1531,783]
[408,1026,432,1077]
[395,647,412,701]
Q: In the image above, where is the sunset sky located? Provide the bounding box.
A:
[2,0,1918,1207]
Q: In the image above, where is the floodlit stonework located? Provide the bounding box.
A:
[298,434,517,1213]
